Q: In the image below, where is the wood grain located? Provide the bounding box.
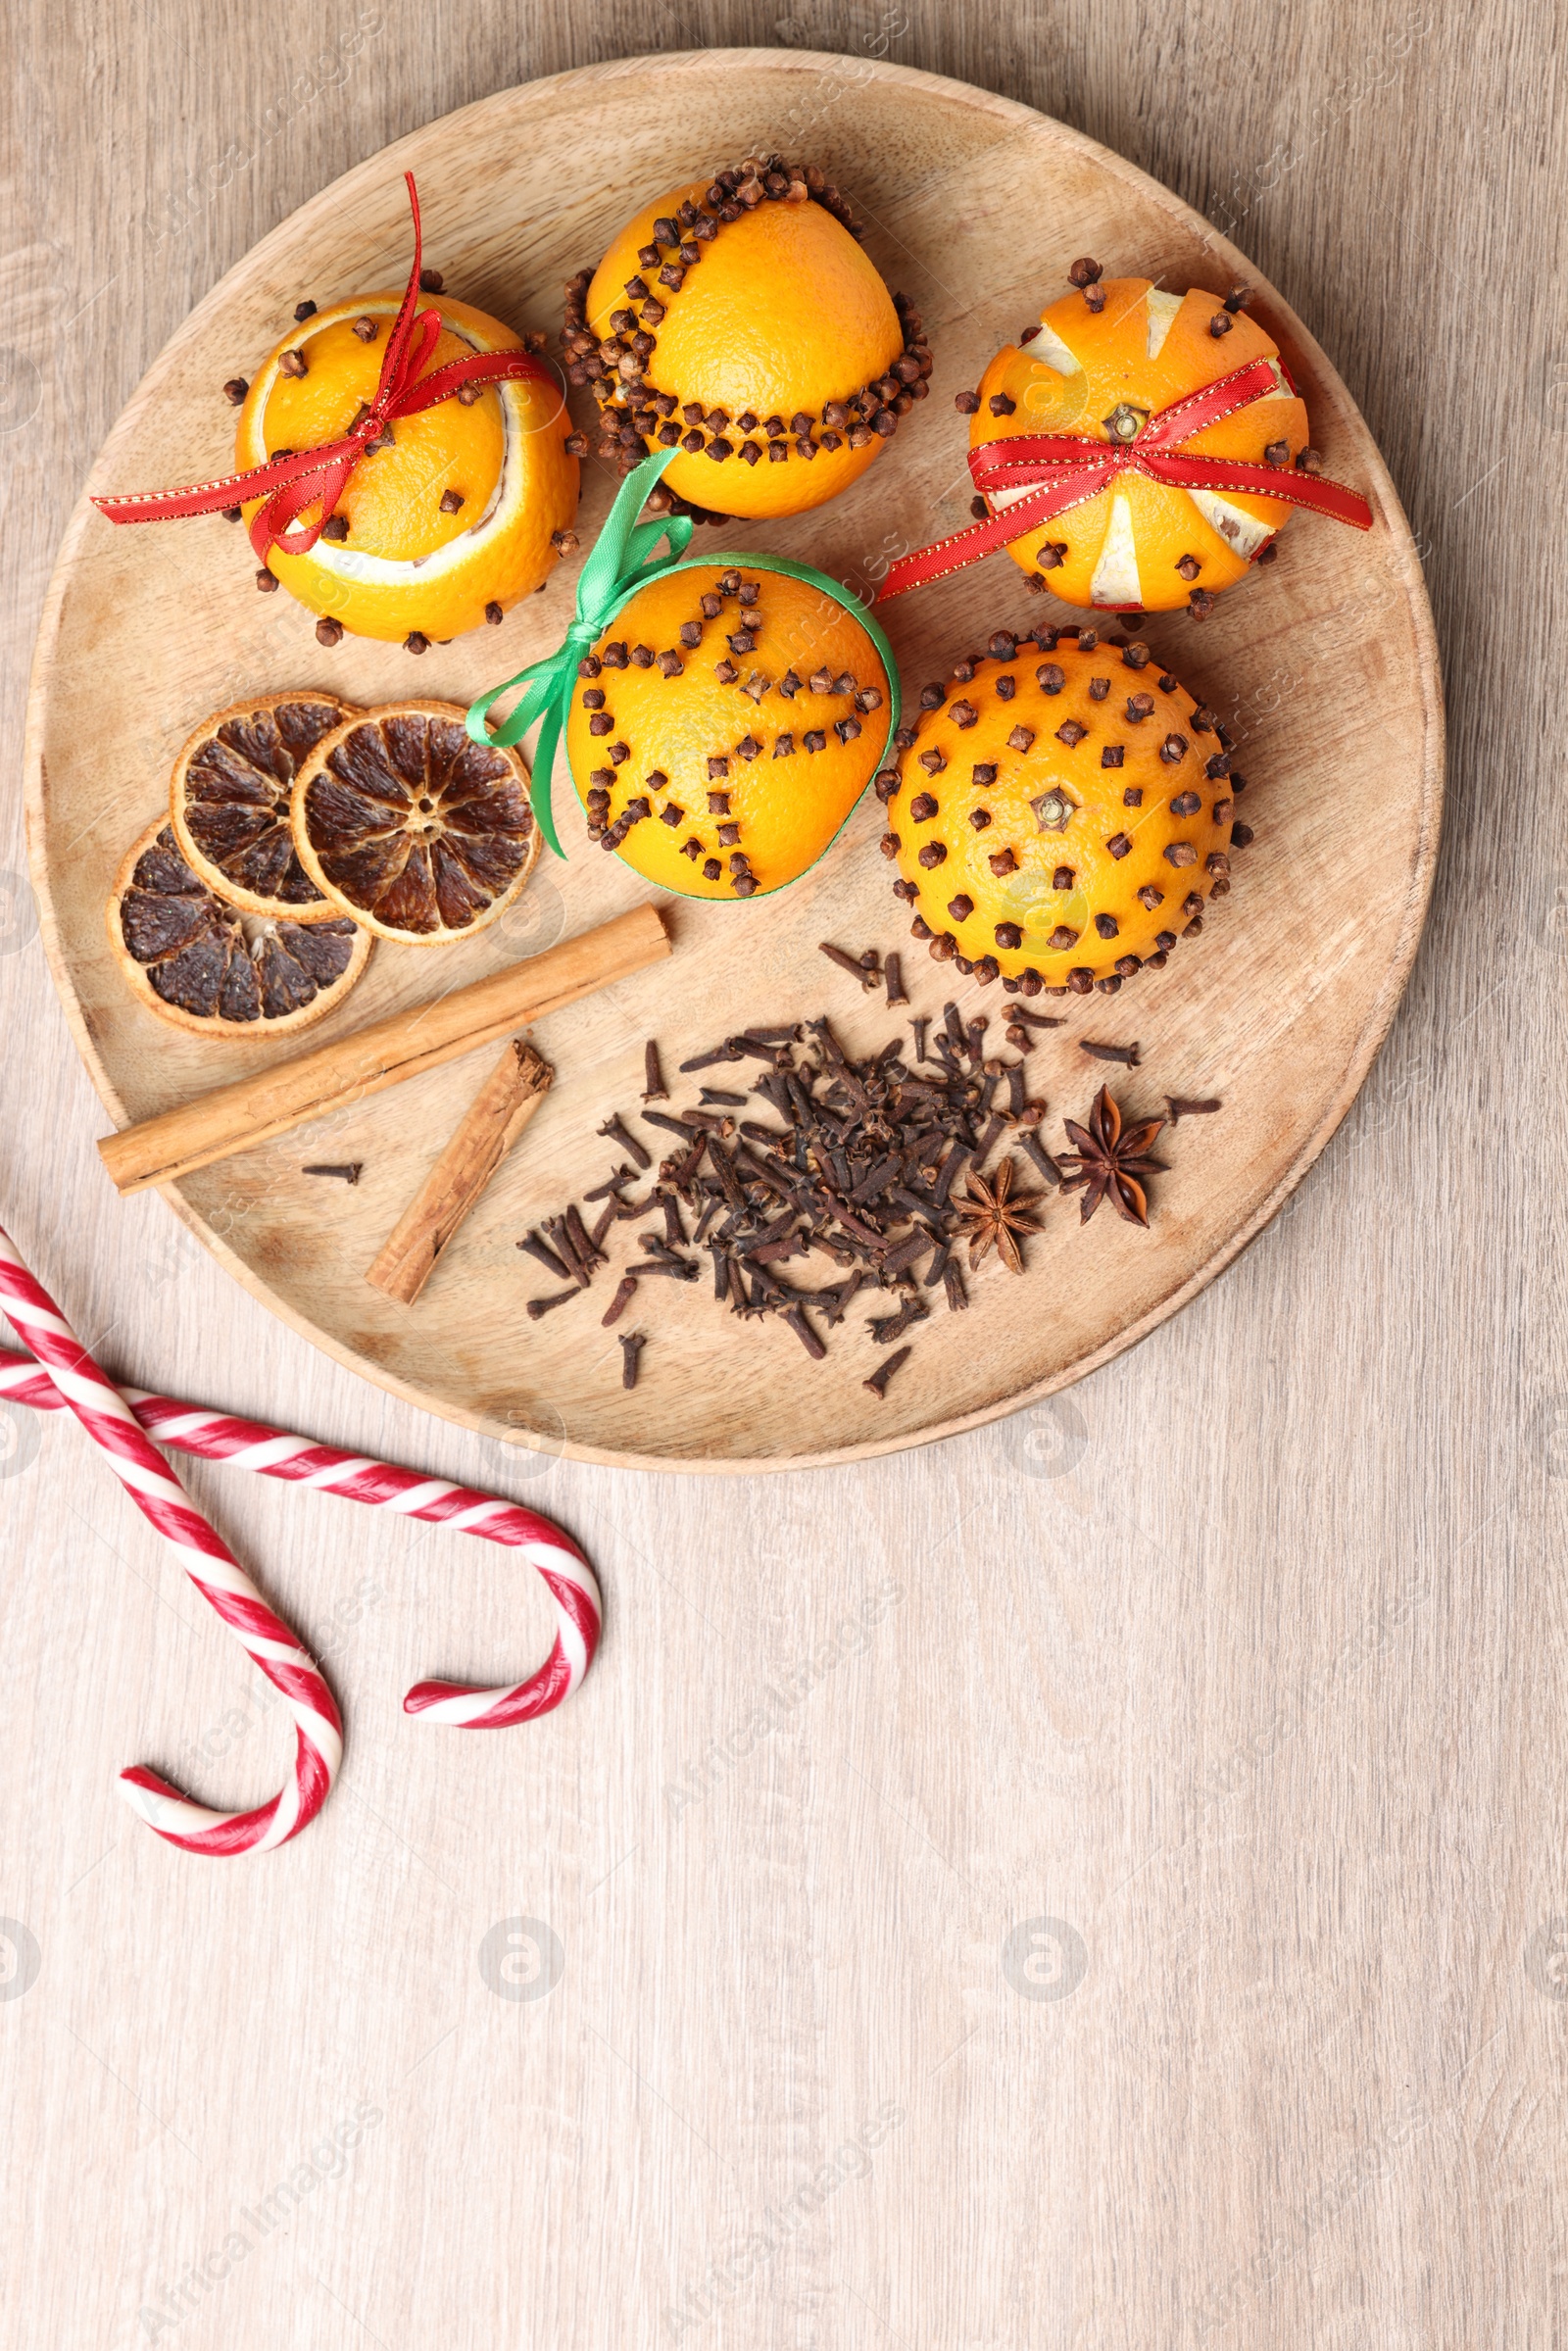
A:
[0,9,1562,2351]
[26,60,1437,1468]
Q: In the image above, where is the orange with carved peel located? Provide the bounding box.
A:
[564,563,894,900]
[236,294,578,644]
[883,623,1245,995]
[967,264,1309,613]
[567,155,927,521]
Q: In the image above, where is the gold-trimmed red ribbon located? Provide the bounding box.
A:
[91,173,555,564]
[876,356,1374,603]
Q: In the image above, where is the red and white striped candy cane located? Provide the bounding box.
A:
[0,1227,341,1855]
[0,1347,601,1730]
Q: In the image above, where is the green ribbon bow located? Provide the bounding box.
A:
[466,446,902,859]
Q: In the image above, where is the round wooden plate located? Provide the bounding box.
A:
[24,51,1441,1473]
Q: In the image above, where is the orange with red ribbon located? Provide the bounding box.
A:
[876,357,1374,604]
[92,174,555,565]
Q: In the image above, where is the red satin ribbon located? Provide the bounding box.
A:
[876,355,1374,603]
[91,173,555,563]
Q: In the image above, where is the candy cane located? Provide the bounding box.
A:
[0,1227,341,1854]
[0,1346,601,1730]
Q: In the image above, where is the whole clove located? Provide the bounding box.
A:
[933,1143,971,1206]
[879,1228,932,1279]
[565,1201,605,1272]
[1018,1132,1064,1188]
[302,1162,362,1182]
[884,952,907,1006]
[869,1294,927,1346]
[693,1195,724,1245]
[642,1039,668,1102]
[1080,1040,1141,1068]
[527,1288,579,1320]
[972,1113,1007,1166]
[822,1269,864,1325]
[517,1230,572,1281]
[1165,1095,1222,1123]
[784,1303,827,1358]
[584,1164,636,1200]
[598,1110,652,1169]
[544,1212,593,1287]
[619,1332,646,1388]
[863,1345,911,1398]
[819,941,880,991]
[589,1199,620,1249]
[602,1274,639,1326]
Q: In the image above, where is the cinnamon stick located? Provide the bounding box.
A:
[98,904,669,1196]
[365,1040,553,1306]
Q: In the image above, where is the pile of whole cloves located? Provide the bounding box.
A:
[517,1003,1080,1396]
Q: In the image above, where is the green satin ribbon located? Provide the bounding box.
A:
[466,445,902,859]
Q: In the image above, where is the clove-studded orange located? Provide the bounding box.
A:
[563,563,893,900]
[236,293,578,645]
[565,156,928,520]
[965,265,1309,613]
[881,623,1244,995]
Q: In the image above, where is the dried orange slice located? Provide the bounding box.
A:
[108,821,371,1037]
[171,691,356,920]
[290,702,540,944]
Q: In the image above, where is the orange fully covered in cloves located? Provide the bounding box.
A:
[880,623,1250,996]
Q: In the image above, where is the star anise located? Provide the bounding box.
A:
[1058,1086,1167,1224]
[955,1155,1043,1273]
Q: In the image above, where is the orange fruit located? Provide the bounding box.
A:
[565,156,927,520]
[171,691,356,920]
[291,701,540,943]
[236,294,578,645]
[968,267,1308,613]
[882,623,1241,994]
[108,819,371,1037]
[563,563,895,901]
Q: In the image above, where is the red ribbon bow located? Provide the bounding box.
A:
[876,356,1374,603]
[92,173,556,563]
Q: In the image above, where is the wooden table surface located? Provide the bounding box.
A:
[0,6,1559,2345]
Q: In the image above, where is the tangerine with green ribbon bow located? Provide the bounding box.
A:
[466,447,902,863]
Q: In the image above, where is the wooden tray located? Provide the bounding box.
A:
[24,50,1442,1472]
